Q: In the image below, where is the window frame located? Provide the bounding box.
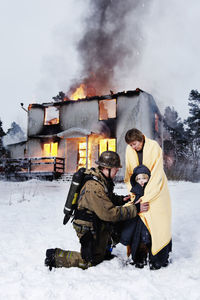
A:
[98,98,117,121]
[44,106,60,125]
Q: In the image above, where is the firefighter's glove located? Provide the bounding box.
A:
[80,230,94,263]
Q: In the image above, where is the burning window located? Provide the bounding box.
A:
[99,139,116,155]
[78,142,86,168]
[99,99,116,120]
[77,141,91,169]
[43,142,58,157]
[44,106,59,125]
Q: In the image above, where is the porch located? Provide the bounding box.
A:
[0,157,65,181]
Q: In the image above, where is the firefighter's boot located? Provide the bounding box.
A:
[45,248,57,271]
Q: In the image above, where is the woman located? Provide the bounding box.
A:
[123,128,172,269]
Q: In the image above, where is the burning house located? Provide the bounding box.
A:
[5,88,162,180]
[0,1,161,180]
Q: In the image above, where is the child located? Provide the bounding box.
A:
[130,164,151,202]
[120,164,151,268]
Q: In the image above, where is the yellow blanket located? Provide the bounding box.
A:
[124,137,172,255]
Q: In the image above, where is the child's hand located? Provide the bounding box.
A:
[123,195,131,202]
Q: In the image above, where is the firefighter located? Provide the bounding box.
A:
[45,151,149,270]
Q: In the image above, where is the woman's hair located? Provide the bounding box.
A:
[125,128,144,144]
[135,173,149,182]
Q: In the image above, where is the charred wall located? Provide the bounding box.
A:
[116,92,158,179]
[60,100,98,133]
[28,107,44,137]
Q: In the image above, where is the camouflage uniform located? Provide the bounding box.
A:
[54,167,139,269]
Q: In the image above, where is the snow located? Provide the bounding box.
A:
[0,180,200,300]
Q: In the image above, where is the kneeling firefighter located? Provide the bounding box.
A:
[45,151,149,270]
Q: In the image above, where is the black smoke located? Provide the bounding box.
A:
[68,0,151,97]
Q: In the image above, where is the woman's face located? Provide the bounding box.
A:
[129,140,143,151]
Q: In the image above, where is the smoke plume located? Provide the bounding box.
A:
[68,0,151,97]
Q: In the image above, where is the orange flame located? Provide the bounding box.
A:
[70,84,86,100]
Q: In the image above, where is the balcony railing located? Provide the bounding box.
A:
[0,157,65,180]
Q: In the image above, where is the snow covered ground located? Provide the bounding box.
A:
[0,179,200,300]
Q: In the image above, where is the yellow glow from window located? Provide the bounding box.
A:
[43,142,58,156]
[79,158,86,165]
[79,150,86,157]
[99,139,108,154]
[99,139,116,155]
[44,144,51,156]
[78,141,91,169]
[79,142,86,149]
[108,139,116,152]
[51,142,58,156]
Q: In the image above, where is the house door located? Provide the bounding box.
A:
[65,137,91,173]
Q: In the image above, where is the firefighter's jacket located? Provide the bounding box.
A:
[74,167,138,238]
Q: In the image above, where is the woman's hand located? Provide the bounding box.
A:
[135,198,149,212]
[140,202,149,212]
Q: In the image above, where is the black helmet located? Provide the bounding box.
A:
[95,151,122,169]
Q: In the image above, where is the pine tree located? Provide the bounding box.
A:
[163,106,187,160]
[184,90,200,174]
[0,119,6,157]
[185,90,200,137]
[3,122,25,146]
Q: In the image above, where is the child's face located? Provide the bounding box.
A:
[136,174,149,187]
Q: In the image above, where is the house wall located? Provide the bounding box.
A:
[7,143,26,159]
[27,139,43,157]
[116,92,155,179]
[58,139,65,158]
[28,107,44,136]
[60,100,98,132]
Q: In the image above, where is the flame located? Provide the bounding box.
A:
[71,84,86,100]
[78,141,91,169]
[46,118,59,125]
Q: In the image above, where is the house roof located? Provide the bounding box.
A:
[57,127,92,138]
[28,89,142,109]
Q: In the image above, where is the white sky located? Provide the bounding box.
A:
[0,0,200,132]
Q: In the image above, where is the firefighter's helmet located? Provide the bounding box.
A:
[95,151,122,169]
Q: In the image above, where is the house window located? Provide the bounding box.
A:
[78,142,86,168]
[44,106,59,125]
[77,141,91,169]
[99,99,116,120]
[43,142,58,157]
[99,139,116,155]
